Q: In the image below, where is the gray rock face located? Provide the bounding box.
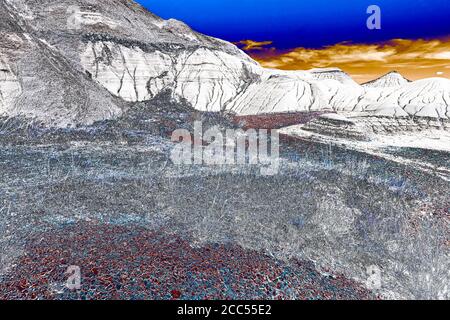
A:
[0,0,129,127]
[0,0,262,125]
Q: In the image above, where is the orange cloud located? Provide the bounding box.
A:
[243,38,450,83]
[235,40,273,51]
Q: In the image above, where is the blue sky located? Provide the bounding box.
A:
[137,0,450,49]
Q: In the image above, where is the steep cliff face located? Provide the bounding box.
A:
[0,0,259,126]
[1,0,262,117]
[80,40,261,111]
[0,0,125,127]
[0,36,22,112]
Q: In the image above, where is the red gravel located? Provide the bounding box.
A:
[233,112,329,130]
[0,223,377,300]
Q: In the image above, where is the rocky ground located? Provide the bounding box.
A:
[0,223,376,300]
[0,112,448,299]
